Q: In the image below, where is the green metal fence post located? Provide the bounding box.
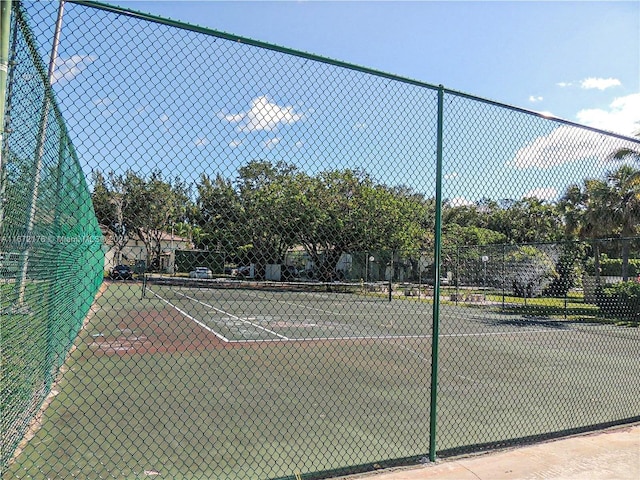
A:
[429,85,445,462]
[0,0,11,232]
[0,0,9,132]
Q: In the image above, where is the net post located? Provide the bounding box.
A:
[141,272,147,299]
[429,85,445,462]
[388,250,393,302]
[502,244,506,311]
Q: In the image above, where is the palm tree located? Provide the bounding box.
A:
[562,165,640,283]
[560,178,613,286]
[610,147,640,162]
[609,126,640,163]
[604,165,640,280]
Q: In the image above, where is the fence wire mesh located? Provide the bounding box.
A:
[2,1,640,479]
[1,2,104,472]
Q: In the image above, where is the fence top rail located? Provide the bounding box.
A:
[63,0,640,146]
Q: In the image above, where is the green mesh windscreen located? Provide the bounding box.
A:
[1,4,104,470]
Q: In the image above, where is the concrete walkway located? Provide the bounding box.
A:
[342,424,640,480]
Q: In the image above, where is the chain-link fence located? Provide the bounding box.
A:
[2,1,640,478]
[0,1,104,471]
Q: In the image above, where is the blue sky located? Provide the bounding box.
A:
[107,0,640,135]
[25,0,640,205]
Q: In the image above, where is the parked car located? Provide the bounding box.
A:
[189,266,213,279]
[110,264,134,280]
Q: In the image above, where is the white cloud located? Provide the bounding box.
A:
[523,188,558,201]
[263,137,281,149]
[353,122,367,130]
[135,104,149,114]
[535,111,556,118]
[224,96,303,132]
[447,197,474,207]
[193,137,209,148]
[224,113,245,123]
[509,123,640,170]
[51,55,96,84]
[92,97,117,117]
[92,98,112,106]
[576,93,640,136]
[557,82,573,88]
[229,140,242,148]
[580,77,622,90]
[529,95,543,103]
[157,113,173,133]
[444,172,459,180]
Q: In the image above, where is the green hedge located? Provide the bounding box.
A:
[596,281,640,322]
[586,256,640,276]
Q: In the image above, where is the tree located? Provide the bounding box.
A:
[559,178,613,285]
[559,165,640,282]
[235,161,306,278]
[298,170,429,280]
[609,127,640,164]
[92,170,191,270]
[90,171,113,227]
[484,198,563,244]
[602,165,640,280]
[91,171,132,265]
[442,198,562,247]
[543,242,586,297]
[442,224,506,248]
[196,173,241,252]
[129,171,191,270]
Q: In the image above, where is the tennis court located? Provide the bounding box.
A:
[8,281,640,479]
[145,279,640,346]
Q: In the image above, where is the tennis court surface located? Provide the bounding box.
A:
[145,279,640,345]
[9,280,638,479]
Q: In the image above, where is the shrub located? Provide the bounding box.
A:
[504,246,557,298]
[585,255,640,277]
[595,281,640,321]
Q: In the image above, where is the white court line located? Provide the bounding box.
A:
[147,288,230,343]
[228,328,557,343]
[148,286,561,344]
[238,289,351,316]
[173,290,290,341]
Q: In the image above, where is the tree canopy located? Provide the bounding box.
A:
[92,161,640,280]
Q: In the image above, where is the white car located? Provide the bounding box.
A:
[189,267,213,279]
